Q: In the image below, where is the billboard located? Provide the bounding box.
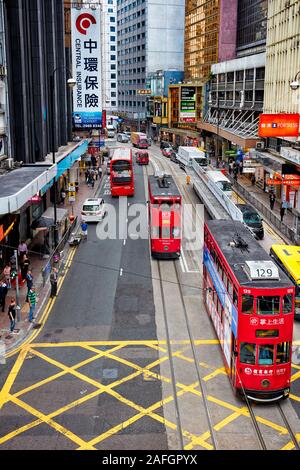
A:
[180,86,196,123]
[71,8,102,130]
[258,114,299,138]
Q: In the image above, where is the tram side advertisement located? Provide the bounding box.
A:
[204,248,238,366]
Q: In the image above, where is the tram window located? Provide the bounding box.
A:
[160,203,173,212]
[161,225,171,239]
[257,296,280,315]
[228,279,233,297]
[172,227,181,239]
[223,271,228,287]
[256,329,279,338]
[258,345,274,365]
[151,226,159,239]
[276,342,290,364]
[233,289,238,307]
[283,294,293,314]
[242,295,254,314]
[240,342,256,365]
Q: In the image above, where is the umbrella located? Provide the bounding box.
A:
[31,216,54,230]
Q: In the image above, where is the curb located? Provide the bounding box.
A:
[2,176,106,357]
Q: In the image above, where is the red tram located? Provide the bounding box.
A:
[203,220,295,402]
[110,148,134,197]
[148,174,182,259]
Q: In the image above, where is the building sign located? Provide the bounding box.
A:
[72,8,102,130]
[137,89,152,95]
[29,195,42,204]
[258,114,299,138]
[180,86,196,123]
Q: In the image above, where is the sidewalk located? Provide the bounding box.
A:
[229,172,297,244]
[0,170,105,355]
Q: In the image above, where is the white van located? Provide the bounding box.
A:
[206,170,232,198]
[106,125,115,138]
[177,147,208,171]
[81,198,107,223]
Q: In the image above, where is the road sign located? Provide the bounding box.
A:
[136,89,151,95]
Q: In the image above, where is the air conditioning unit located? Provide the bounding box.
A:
[256,141,265,151]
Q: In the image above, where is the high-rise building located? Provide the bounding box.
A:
[199,0,268,154]
[117,0,185,127]
[100,0,118,113]
[0,0,9,161]
[4,0,68,163]
[184,0,219,83]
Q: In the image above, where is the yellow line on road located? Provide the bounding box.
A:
[290,370,300,382]
[0,347,28,410]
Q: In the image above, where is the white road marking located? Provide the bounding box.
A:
[123,240,126,246]
[179,256,186,273]
[120,268,123,277]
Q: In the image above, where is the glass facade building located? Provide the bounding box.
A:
[236,0,268,55]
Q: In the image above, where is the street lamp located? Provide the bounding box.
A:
[50,67,76,248]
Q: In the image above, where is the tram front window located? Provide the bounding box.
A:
[283,294,293,314]
[258,345,274,365]
[276,342,290,364]
[257,296,280,315]
[242,295,254,314]
[240,342,256,365]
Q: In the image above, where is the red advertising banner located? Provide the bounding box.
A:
[259,114,299,138]
[102,110,107,130]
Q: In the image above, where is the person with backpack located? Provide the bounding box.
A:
[50,268,58,298]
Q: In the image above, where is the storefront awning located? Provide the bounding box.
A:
[0,165,57,216]
[56,140,89,180]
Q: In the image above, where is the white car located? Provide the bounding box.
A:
[81,198,107,223]
[117,133,129,143]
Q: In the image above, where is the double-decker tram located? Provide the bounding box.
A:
[110,147,134,197]
[203,220,295,402]
[148,174,182,259]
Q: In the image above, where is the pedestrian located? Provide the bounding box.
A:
[50,268,58,298]
[81,221,88,240]
[91,155,97,169]
[61,189,66,206]
[228,160,233,176]
[21,254,30,281]
[239,160,243,175]
[26,270,33,303]
[18,240,28,261]
[8,298,16,333]
[27,286,37,323]
[98,165,103,179]
[90,169,95,188]
[280,204,285,222]
[251,174,256,186]
[0,280,8,313]
[233,166,239,182]
[3,264,11,289]
[269,192,276,210]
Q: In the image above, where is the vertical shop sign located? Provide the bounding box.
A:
[72,8,102,129]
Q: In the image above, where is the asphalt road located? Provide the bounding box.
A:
[0,158,168,450]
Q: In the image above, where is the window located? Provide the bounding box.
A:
[240,343,256,365]
[283,294,293,314]
[111,101,117,107]
[110,27,116,32]
[276,342,290,364]
[110,36,116,42]
[111,73,116,79]
[111,55,116,61]
[258,345,274,365]
[111,46,116,51]
[242,295,254,314]
[257,296,280,315]
[233,290,238,307]
[161,225,171,239]
[111,83,116,88]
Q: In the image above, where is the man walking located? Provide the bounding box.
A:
[28,286,37,323]
[8,298,16,333]
[50,268,58,298]
[269,192,276,210]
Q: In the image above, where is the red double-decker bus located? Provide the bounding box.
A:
[203,220,295,402]
[148,174,182,259]
[110,148,134,197]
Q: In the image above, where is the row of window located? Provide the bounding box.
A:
[118,36,146,46]
[118,100,145,107]
[118,56,145,65]
[118,44,145,55]
[117,8,145,25]
[213,68,265,83]
[118,79,145,85]
[118,21,145,34]
[242,294,293,315]
[118,67,146,75]
[211,90,264,102]
[240,342,290,366]
[117,0,146,15]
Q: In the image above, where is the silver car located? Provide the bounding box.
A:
[117,133,129,143]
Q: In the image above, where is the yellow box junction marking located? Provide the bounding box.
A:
[0,341,299,450]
